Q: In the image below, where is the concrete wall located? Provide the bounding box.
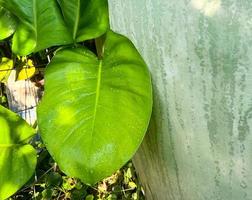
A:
[109,1,252,199]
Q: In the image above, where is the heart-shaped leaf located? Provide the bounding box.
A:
[57,0,109,42]
[37,30,152,184]
[0,0,109,56]
[0,6,16,40]
[0,105,37,200]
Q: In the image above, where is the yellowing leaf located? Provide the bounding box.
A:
[27,59,34,67]
[0,57,14,83]
[128,181,137,189]
[16,59,36,80]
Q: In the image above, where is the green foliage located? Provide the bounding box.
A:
[0,7,16,40]
[57,0,109,42]
[8,144,144,200]
[37,30,152,184]
[0,0,109,55]
[0,105,37,200]
[0,95,7,106]
[0,0,152,198]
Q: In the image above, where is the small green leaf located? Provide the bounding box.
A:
[45,172,62,187]
[0,105,37,200]
[85,194,94,200]
[132,192,138,200]
[126,168,133,179]
[0,6,16,40]
[71,188,87,200]
[42,189,53,200]
[0,57,14,83]
[75,181,83,190]
[124,168,133,184]
[62,177,76,191]
[128,181,137,189]
[106,194,117,200]
[37,30,152,185]
[0,95,7,105]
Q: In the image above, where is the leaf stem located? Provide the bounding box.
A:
[95,34,106,60]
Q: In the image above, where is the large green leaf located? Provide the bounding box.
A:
[0,105,36,200]
[0,6,16,40]
[37,30,152,184]
[57,0,109,42]
[0,0,109,55]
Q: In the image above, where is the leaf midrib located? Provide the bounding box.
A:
[33,0,37,41]
[73,0,80,40]
[90,60,102,135]
[88,60,102,165]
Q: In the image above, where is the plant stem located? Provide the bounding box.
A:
[95,34,106,60]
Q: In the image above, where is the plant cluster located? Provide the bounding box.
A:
[0,0,152,199]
